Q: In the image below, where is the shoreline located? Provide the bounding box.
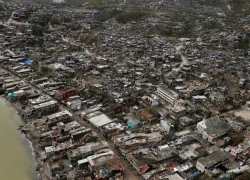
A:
[1,95,40,180]
[21,133,40,180]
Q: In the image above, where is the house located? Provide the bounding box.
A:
[78,151,115,171]
[59,121,81,132]
[47,110,72,128]
[138,109,156,123]
[169,106,186,120]
[160,120,171,133]
[33,100,59,116]
[68,141,109,163]
[191,86,206,96]
[70,127,91,142]
[84,111,114,129]
[197,116,231,143]
[179,116,195,127]
[46,161,64,177]
[126,112,140,129]
[156,85,178,106]
[192,95,207,103]
[196,150,229,172]
[31,77,49,85]
[66,99,81,111]
[127,119,140,129]
[163,173,184,180]
[230,146,243,158]
[55,88,77,101]
[114,132,163,152]
[140,95,155,106]
[28,95,52,106]
[126,146,178,175]
[101,122,126,138]
[45,142,75,158]
[15,68,31,77]
[7,90,26,101]
[209,92,225,103]
[94,158,124,179]
[2,80,23,89]
[226,165,250,175]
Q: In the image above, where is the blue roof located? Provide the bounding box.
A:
[23,60,32,65]
[8,92,16,97]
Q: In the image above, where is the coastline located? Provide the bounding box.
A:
[1,95,39,180]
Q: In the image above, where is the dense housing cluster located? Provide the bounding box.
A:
[1,0,250,179]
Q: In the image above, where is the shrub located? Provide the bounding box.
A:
[115,10,147,24]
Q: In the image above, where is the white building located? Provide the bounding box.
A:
[196,116,231,143]
[156,85,178,106]
[86,111,113,128]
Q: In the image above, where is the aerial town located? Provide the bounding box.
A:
[0,0,250,179]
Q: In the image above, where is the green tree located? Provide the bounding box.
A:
[173,119,179,131]
[40,66,51,76]
[115,10,147,24]
[200,174,215,180]
[32,25,43,36]
[231,132,245,146]
[229,172,236,180]
[239,171,250,180]
[145,106,157,115]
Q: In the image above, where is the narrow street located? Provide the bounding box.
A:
[175,45,188,68]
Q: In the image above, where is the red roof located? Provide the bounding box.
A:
[140,165,149,174]
[139,109,153,120]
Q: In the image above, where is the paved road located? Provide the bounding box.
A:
[176,45,188,68]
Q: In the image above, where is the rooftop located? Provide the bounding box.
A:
[87,111,113,127]
[47,110,72,120]
[33,100,58,109]
[204,116,231,135]
[157,85,178,98]
[127,146,177,168]
[197,150,228,168]
[28,95,52,105]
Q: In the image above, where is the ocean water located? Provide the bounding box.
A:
[0,97,36,180]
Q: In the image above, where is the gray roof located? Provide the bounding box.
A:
[204,116,231,135]
[197,150,228,168]
[127,147,177,168]
[158,85,178,98]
